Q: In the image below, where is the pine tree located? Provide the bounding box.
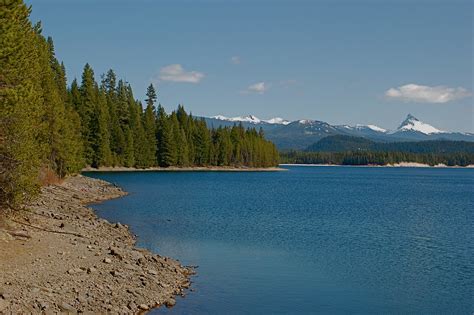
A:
[123,126,135,167]
[170,112,189,166]
[38,35,84,176]
[193,119,210,165]
[101,69,125,165]
[145,84,157,107]
[78,63,97,165]
[129,100,147,168]
[94,89,113,166]
[0,0,44,207]
[142,84,157,167]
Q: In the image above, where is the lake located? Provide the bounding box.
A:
[86,166,474,314]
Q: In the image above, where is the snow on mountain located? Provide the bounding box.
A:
[298,119,316,125]
[360,124,387,133]
[207,113,473,148]
[211,114,260,123]
[395,114,444,135]
[264,117,291,125]
[212,115,230,121]
[337,124,387,133]
[211,115,290,125]
[211,113,462,137]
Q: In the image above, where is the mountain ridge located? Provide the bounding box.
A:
[203,114,474,149]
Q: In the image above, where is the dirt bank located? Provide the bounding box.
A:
[0,175,192,314]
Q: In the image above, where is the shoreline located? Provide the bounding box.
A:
[280,163,474,168]
[0,175,192,313]
[82,166,286,172]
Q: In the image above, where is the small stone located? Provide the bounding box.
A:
[0,290,11,300]
[109,247,124,260]
[164,298,176,308]
[39,300,48,310]
[103,258,112,264]
[110,270,121,277]
[67,268,83,275]
[59,302,75,312]
[77,295,87,304]
[148,269,158,275]
[87,267,96,274]
[127,301,137,310]
[139,304,149,310]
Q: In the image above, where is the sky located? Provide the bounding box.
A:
[28,0,473,132]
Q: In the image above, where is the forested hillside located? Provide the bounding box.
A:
[283,135,474,166]
[0,1,279,208]
[306,135,474,153]
[281,151,474,166]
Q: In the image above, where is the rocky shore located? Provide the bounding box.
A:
[0,175,193,314]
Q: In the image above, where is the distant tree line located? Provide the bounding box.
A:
[0,1,279,209]
[306,135,474,154]
[280,151,474,167]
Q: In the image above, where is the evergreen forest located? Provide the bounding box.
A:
[0,1,279,208]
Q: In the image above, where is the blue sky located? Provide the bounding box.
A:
[28,0,473,132]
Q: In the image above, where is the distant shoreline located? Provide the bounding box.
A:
[82,166,286,172]
[280,163,474,168]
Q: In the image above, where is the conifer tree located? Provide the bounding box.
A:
[142,84,157,167]
[158,116,177,167]
[101,69,125,165]
[0,0,44,207]
[123,126,135,167]
[78,63,97,165]
[193,119,211,165]
[94,89,113,166]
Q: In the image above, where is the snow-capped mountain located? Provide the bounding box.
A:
[337,124,387,133]
[211,115,290,125]
[393,114,444,135]
[265,117,291,125]
[358,124,387,133]
[204,114,474,149]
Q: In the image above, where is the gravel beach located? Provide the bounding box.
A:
[0,175,193,314]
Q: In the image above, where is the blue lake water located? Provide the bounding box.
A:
[85,166,474,314]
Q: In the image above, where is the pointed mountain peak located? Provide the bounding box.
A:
[405,113,418,121]
[398,114,419,127]
[396,114,444,135]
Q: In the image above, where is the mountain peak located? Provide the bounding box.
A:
[396,114,444,135]
[210,114,289,125]
[406,113,418,121]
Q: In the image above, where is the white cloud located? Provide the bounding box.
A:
[243,82,269,94]
[231,56,241,64]
[159,64,204,83]
[385,83,471,103]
